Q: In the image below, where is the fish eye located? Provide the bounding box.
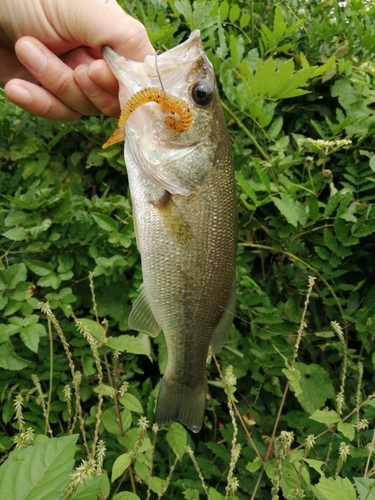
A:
[191,81,214,106]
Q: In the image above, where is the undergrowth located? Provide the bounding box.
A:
[2,0,375,499]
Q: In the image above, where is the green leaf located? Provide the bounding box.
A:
[21,323,46,353]
[119,393,143,414]
[25,259,53,277]
[2,263,27,289]
[292,363,335,414]
[246,457,262,473]
[0,341,31,370]
[338,421,355,441]
[272,194,299,227]
[112,453,132,482]
[174,0,195,29]
[208,488,224,500]
[37,273,62,289]
[78,318,106,341]
[354,477,375,500]
[304,458,324,476]
[240,13,250,29]
[324,229,338,252]
[312,476,357,500]
[3,227,27,241]
[106,335,149,355]
[229,4,240,23]
[0,435,78,500]
[92,213,118,232]
[71,475,103,500]
[101,407,131,435]
[219,0,229,22]
[113,493,141,500]
[309,409,340,424]
[166,422,187,458]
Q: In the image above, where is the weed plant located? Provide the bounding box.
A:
[2,0,375,499]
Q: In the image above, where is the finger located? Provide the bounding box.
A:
[14,36,99,116]
[0,45,37,87]
[74,64,120,117]
[4,79,81,121]
[87,59,119,95]
[45,0,155,61]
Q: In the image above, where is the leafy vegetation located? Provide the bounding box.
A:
[1,0,375,499]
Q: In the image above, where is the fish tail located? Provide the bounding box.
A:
[155,375,207,433]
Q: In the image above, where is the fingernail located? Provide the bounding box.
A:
[18,40,47,73]
[76,66,101,97]
[7,85,32,105]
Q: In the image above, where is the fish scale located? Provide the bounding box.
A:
[103,30,237,432]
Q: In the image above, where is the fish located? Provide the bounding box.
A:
[102,30,237,433]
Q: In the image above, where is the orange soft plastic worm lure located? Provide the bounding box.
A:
[102,87,193,149]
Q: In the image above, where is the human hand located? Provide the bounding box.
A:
[0,0,154,120]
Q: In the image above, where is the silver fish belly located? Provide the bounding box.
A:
[103,30,237,433]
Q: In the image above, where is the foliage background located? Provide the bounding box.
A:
[1,0,375,499]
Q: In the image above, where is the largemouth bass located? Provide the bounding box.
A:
[103,30,237,433]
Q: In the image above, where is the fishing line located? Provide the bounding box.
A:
[219,298,375,338]
[154,51,166,97]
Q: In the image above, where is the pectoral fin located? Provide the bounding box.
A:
[211,279,236,354]
[153,191,193,246]
[128,285,161,337]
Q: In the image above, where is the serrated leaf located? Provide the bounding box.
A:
[309,409,340,424]
[166,422,187,458]
[272,194,299,227]
[0,435,78,500]
[174,0,195,29]
[324,229,338,251]
[92,213,118,232]
[119,393,143,414]
[312,476,356,500]
[112,453,132,482]
[334,217,349,243]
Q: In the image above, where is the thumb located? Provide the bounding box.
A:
[41,0,154,61]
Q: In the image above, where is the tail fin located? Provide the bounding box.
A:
[155,375,207,433]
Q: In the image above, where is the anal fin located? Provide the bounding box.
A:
[128,285,161,337]
[211,278,236,354]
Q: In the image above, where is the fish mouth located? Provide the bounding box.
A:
[102,30,209,101]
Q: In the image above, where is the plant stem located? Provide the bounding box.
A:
[221,100,270,161]
[239,242,345,320]
[265,380,290,462]
[47,316,53,435]
[213,355,264,464]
